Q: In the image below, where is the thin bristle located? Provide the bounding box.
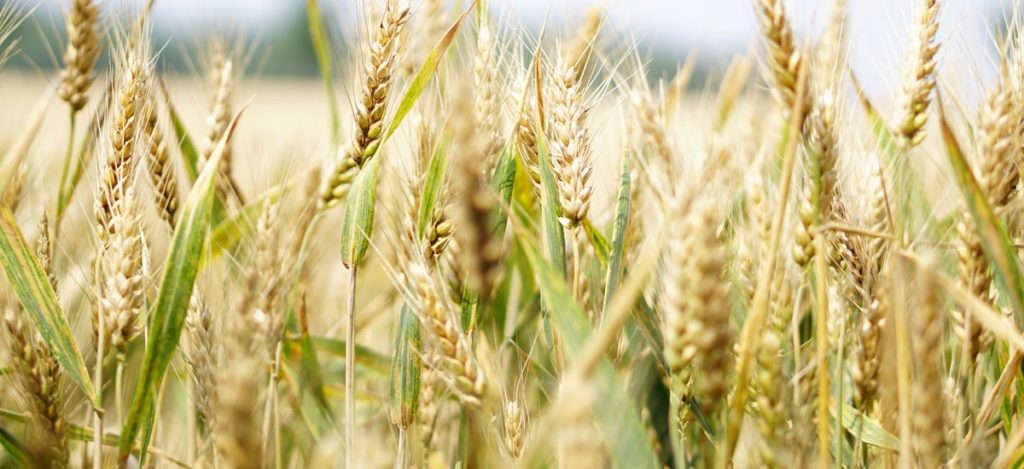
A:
[563,5,604,80]
[96,50,144,242]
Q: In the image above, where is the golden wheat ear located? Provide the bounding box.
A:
[59,0,101,114]
[895,0,942,149]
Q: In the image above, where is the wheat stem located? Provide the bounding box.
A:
[726,64,808,462]
[345,266,358,469]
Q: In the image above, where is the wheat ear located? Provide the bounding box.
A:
[895,0,941,149]
[142,85,179,228]
[58,0,100,113]
[755,0,809,119]
[549,57,594,228]
[911,257,947,467]
[2,305,68,467]
[408,263,486,407]
[348,0,409,167]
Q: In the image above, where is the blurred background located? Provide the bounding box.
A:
[0,0,1016,187]
[2,0,1015,98]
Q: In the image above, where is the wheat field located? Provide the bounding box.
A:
[0,0,1021,467]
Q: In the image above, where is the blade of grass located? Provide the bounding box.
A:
[159,78,200,181]
[118,108,246,465]
[602,154,631,311]
[299,336,391,374]
[582,218,610,268]
[0,426,27,466]
[339,156,380,268]
[937,93,1024,323]
[388,305,421,429]
[0,207,97,407]
[416,137,448,236]
[515,230,659,469]
[535,125,566,277]
[490,145,517,236]
[202,183,285,266]
[296,316,331,416]
[306,0,341,146]
[384,4,474,141]
[837,403,899,451]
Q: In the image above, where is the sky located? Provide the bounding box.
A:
[146,0,1011,101]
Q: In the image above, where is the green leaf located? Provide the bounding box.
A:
[416,137,448,237]
[306,0,341,145]
[0,208,96,406]
[202,184,285,266]
[118,109,245,465]
[0,425,29,466]
[582,218,610,268]
[304,336,391,374]
[294,292,331,416]
[938,98,1024,324]
[535,125,566,277]
[388,305,421,427]
[339,157,380,268]
[159,79,200,181]
[603,155,631,311]
[850,73,898,158]
[515,232,659,469]
[490,146,517,236]
[838,403,899,451]
[384,5,473,141]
